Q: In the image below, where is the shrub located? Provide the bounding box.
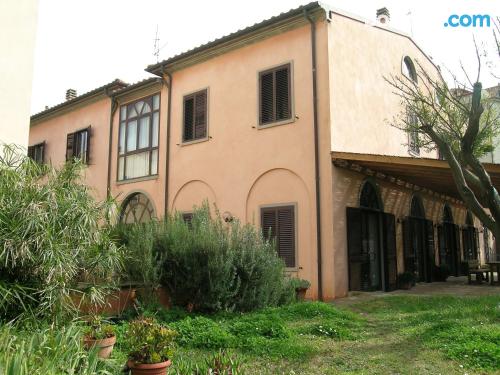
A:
[0,145,123,322]
[170,316,235,349]
[83,316,115,340]
[289,278,311,290]
[122,202,294,312]
[125,317,177,364]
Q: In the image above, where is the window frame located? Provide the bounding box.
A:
[257,62,294,129]
[117,93,161,182]
[260,203,298,270]
[28,141,45,164]
[181,88,209,145]
[66,127,90,164]
[402,56,418,83]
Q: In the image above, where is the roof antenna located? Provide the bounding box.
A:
[406,10,414,37]
[153,25,168,63]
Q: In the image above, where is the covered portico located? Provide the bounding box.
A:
[331,152,500,293]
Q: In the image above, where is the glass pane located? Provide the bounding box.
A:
[125,151,150,179]
[128,104,137,118]
[118,157,124,180]
[151,149,158,175]
[153,95,160,110]
[138,116,150,149]
[142,102,151,114]
[119,122,126,155]
[152,112,159,147]
[127,120,137,152]
[135,101,144,115]
[120,105,127,120]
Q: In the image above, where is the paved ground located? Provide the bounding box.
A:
[334,276,499,306]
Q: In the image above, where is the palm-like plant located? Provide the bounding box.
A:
[0,144,123,322]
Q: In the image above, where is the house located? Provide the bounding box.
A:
[28,2,499,300]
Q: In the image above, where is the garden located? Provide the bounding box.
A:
[0,145,499,375]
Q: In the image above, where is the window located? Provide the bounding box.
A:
[66,128,90,163]
[183,90,207,142]
[259,63,291,125]
[118,94,160,181]
[402,56,417,82]
[408,110,420,155]
[261,205,296,267]
[359,181,381,210]
[182,212,193,228]
[28,142,45,164]
[120,193,155,224]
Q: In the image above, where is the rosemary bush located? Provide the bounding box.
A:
[0,145,123,322]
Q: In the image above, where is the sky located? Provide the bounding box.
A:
[31,0,499,114]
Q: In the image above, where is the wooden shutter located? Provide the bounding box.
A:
[383,213,398,291]
[84,128,90,164]
[425,220,435,282]
[402,218,414,274]
[27,146,35,160]
[183,96,194,141]
[259,71,274,124]
[275,66,290,121]
[474,227,479,261]
[437,224,445,266]
[194,91,207,139]
[346,207,363,291]
[261,206,295,268]
[453,224,461,276]
[66,133,75,161]
[182,213,193,229]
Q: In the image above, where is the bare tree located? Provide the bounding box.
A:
[387,39,500,254]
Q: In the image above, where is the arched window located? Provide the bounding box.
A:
[465,211,473,226]
[443,204,454,223]
[120,192,156,224]
[359,181,382,210]
[402,56,417,82]
[410,196,425,218]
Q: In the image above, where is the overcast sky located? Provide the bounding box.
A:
[31,0,499,114]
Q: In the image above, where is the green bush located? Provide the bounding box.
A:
[170,316,235,349]
[0,145,123,322]
[120,202,294,312]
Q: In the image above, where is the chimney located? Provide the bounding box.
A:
[66,88,77,101]
[376,7,390,25]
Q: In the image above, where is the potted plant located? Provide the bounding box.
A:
[433,264,450,282]
[290,278,311,301]
[397,272,415,290]
[125,317,177,375]
[83,316,116,359]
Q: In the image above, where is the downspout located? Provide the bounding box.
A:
[162,66,173,217]
[304,10,323,301]
[106,91,118,198]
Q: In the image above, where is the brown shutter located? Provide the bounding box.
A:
[402,218,414,274]
[84,128,90,164]
[261,208,277,241]
[27,146,34,160]
[383,213,398,291]
[425,220,435,282]
[259,71,274,124]
[194,91,207,139]
[275,66,290,121]
[183,97,194,141]
[66,133,75,161]
[346,207,363,291]
[277,206,295,268]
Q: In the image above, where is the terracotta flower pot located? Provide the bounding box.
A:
[127,360,172,375]
[84,335,116,359]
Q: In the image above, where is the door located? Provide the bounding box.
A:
[403,217,434,282]
[383,213,398,291]
[438,223,461,276]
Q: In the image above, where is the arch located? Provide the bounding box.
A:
[410,195,425,218]
[120,192,156,224]
[465,211,474,226]
[442,204,454,223]
[402,56,418,82]
[359,179,383,211]
[171,179,217,212]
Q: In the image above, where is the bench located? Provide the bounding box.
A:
[467,260,490,284]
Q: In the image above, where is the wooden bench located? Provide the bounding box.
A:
[467,260,490,284]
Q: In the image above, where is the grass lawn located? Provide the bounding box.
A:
[108,295,499,374]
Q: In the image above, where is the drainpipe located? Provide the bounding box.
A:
[304,10,323,301]
[161,66,173,217]
[106,91,118,198]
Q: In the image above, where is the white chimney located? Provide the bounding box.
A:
[376,7,390,25]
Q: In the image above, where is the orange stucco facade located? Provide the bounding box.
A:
[29,3,492,300]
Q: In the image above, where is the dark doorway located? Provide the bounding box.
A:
[346,181,397,292]
[462,212,479,262]
[402,196,435,282]
[437,205,462,276]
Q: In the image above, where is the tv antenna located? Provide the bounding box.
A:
[153,25,168,63]
[406,10,414,37]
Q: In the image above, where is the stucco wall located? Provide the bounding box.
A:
[29,97,111,201]
[328,14,440,158]
[0,0,38,151]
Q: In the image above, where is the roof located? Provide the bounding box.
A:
[31,79,128,122]
[146,1,437,75]
[331,151,500,202]
[112,77,163,98]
